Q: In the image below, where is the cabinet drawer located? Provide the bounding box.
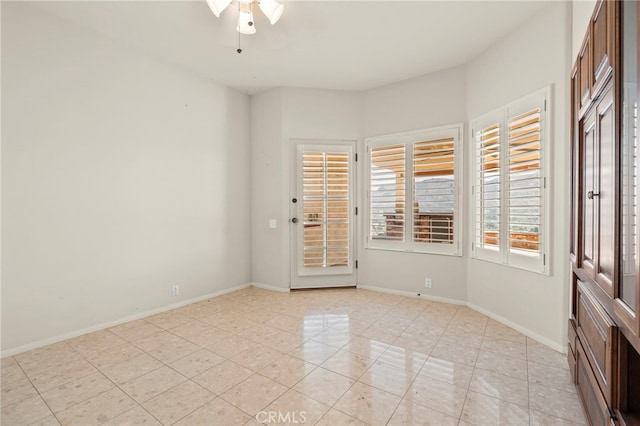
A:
[576,340,613,425]
[576,280,617,404]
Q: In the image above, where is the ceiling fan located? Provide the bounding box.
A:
[206,0,284,53]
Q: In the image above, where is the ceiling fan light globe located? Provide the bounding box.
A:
[237,11,257,34]
[259,0,284,24]
[205,0,231,17]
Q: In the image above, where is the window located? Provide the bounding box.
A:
[366,124,462,255]
[472,88,549,273]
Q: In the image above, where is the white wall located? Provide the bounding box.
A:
[359,67,468,302]
[572,0,598,58]
[466,1,572,348]
[250,88,360,290]
[1,3,251,353]
[251,90,285,289]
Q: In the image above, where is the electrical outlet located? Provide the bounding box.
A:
[172,285,180,296]
[424,278,432,289]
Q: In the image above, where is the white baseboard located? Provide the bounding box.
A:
[1,283,251,358]
[251,282,290,293]
[2,281,566,358]
[356,284,467,306]
[467,302,566,353]
[357,284,565,353]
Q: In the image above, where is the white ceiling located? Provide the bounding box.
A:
[28,1,551,94]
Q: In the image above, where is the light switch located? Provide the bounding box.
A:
[269,219,277,229]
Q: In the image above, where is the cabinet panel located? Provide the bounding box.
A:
[591,0,614,97]
[582,108,598,278]
[576,280,617,405]
[596,87,616,296]
[579,35,592,113]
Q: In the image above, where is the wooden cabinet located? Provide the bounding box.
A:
[570,2,640,425]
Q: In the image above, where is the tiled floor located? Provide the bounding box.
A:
[1,287,586,425]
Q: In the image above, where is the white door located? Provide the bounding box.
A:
[290,141,357,289]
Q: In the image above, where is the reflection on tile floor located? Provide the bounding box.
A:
[1,287,586,425]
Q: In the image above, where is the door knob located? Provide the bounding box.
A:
[291,217,299,223]
[587,191,600,199]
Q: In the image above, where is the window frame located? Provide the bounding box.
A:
[471,87,551,274]
[365,124,463,256]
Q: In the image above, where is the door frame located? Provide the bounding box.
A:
[289,139,358,289]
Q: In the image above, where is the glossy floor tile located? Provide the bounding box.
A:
[1,287,586,425]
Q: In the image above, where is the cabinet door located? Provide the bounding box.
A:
[582,107,598,279]
[595,86,616,298]
[581,84,617,298]
[591,0,614,97]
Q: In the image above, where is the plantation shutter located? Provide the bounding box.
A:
[369,144,406,241]
[302,151,350,268]
[413,138,455,244]
[472,88,549,273]
[507,107,542,255]
[474,122,501,252]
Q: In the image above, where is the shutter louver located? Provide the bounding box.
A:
[508,108,542,254]
[369,144,406,241]
[413,138,455,244]
[475,124,501,249]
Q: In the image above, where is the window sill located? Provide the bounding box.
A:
[470,254,549,276]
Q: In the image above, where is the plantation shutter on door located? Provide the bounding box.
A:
[302,151,350,269]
